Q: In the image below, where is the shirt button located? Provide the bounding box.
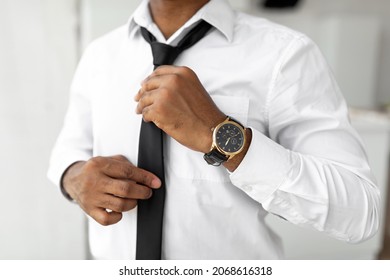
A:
[243,185,253,192]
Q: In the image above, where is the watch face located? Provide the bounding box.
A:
[215,123,245,154]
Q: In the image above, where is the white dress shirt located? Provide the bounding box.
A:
[48,0,380,259]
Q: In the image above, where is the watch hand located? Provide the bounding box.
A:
[225,137,231,147]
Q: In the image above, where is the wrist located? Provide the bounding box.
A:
[199,114,226,154]
[223,128,252,172]
[61,161,86,201]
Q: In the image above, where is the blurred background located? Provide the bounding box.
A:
[1,0,390,259]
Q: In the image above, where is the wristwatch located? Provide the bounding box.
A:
[204,116,246,166]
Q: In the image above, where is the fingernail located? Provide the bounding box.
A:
[151,178,161,188]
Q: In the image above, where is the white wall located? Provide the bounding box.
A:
[0,0,86,259]
[244,0,390,108]
[80,0,141,49]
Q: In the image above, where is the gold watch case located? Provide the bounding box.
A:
[211,117,246,160]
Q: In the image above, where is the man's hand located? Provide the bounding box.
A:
[62,155,161,226]
[135,66,226,153]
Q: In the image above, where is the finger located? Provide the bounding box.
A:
[140,74,166,93]
[101,158,161,189]
[90,208,123,226]
[146,65,195,82]
[147,65,182,79]
[97,195,138,213]
[141,67,191,94]
[134,86,146,102]
[104,178,153,200]
[141,65,176,84]
[135,89,159,115]
[140,66,187,93]
[134,79,163,102]
[111,155,129,162]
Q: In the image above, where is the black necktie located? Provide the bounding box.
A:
[136,20,213,260]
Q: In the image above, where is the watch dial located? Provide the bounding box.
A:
[216,123,244,153]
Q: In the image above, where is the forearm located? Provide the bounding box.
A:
[223,128,252,172]
[263,153,380,243]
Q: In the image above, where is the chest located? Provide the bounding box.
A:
[87,37,273,160]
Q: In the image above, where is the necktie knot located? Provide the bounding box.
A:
[150,42,181,67]
[140,20,213,69]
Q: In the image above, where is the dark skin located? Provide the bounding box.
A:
[62,0,252,226]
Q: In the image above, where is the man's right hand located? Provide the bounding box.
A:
[62,155,161,226]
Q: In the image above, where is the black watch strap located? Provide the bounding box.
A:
[228,116,245,129]
[203,149,229,166]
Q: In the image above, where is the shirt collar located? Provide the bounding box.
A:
[127,0,235,43]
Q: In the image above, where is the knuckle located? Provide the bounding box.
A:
[102,198,112,208]
[143,81,152,92]
[180,66,193,76]
[83,162,94,172]
[139,91,148,102]
[115,200,127,212]
[153,99,165,115]
[159,87,170,99]
[86,156,103,170]
[142,187,153,199]
[93,156,104,164]
[140,83,147,92]
[151,103,161,117]
[119,181,130,197]
[169,74,181,86]
[103,161,113,171]
[140,173,152,186]
[142,107,153,122]
[122,165,134,179]
[113,155,127,161]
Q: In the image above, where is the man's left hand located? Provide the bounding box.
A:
[135,66,225,153]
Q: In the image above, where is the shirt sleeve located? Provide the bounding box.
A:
[47,44,96,189]
[229,35,380,244]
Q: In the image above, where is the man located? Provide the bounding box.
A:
[48,0,380,259]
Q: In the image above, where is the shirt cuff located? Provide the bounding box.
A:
[229,128,293,203]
